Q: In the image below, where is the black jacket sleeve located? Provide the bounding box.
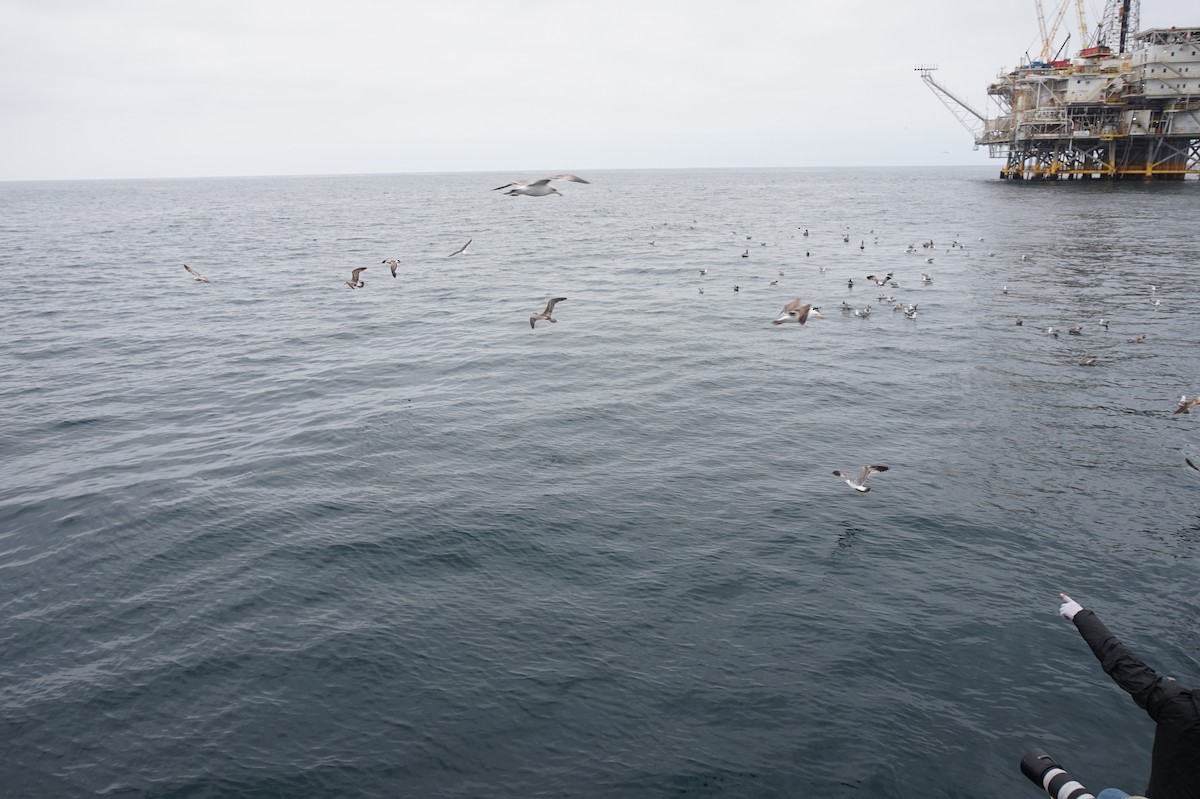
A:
[1072,608,1180,721]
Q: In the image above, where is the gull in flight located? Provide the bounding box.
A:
[494,174,590,197]
[771,299,824,325]
[346,267,367,289]
[833,465,890,494]
[865,272,893,287]
[448,239,472,257]
[183,264,210,283]
[382,258,400,277]
[1173,395,1200,414]
[529,296,567,328]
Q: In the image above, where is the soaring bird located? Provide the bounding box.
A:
[494,174,590,197]
[833,465,890,494]
[346,267,367,289]
[529,296,567,328]
[183,264,210,283]
[1173,395,1200,414]
[865,272,893,287]
[448,239,472,257]
[382,258,400,277]
[771,299,824,325]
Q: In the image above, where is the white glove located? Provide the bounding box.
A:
[1058,593,1083,621]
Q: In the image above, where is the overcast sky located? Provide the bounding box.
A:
[1,0,1194,181]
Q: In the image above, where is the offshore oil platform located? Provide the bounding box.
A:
[918,0,1200,179]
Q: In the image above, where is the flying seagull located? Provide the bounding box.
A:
[1173,395,1200,414]
[346,267,367,289]
[183,264,210,283]
[771,299,824,325]
[448,239,472,257]
[529,296,567,328]
[495,174,590,197]
[833,465,890,494]
[382,258,400,277]
[1186,457,1199,472]
[865,272,893,287]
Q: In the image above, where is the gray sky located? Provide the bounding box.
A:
[1,0,1194,181]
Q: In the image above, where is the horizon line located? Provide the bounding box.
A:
[0,163,995,184]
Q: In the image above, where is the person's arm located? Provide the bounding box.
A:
[1059,593,1176,720]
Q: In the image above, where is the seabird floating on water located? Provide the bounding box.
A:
[529,296,567,328]
[771,299,824,326]
[833,464,890,494]
[1173,395,1200,414]
[346,267,367,289]
[183,264,210,283]
[494,174,590,197]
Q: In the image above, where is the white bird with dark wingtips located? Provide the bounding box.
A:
[346,267,367,289]
[833,465,890,494]
[494,174,590,197]
[448,239,472,257]
[771,299,824,325]
[382,258,401,277]
[183,264,210,283]
[529,297,567,328]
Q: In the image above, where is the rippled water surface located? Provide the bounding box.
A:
[2,168,1199,798]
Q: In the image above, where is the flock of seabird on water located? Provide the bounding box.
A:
[180,174,1197,486]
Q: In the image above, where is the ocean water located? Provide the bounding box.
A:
[1,167,1198,798]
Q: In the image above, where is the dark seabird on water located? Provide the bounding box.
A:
[771,299,824,325]
[346,267,367,289]
[183,264,210,283]
[833,465,890,494]
[529,296,567,328]
[1173,395,1200,414]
